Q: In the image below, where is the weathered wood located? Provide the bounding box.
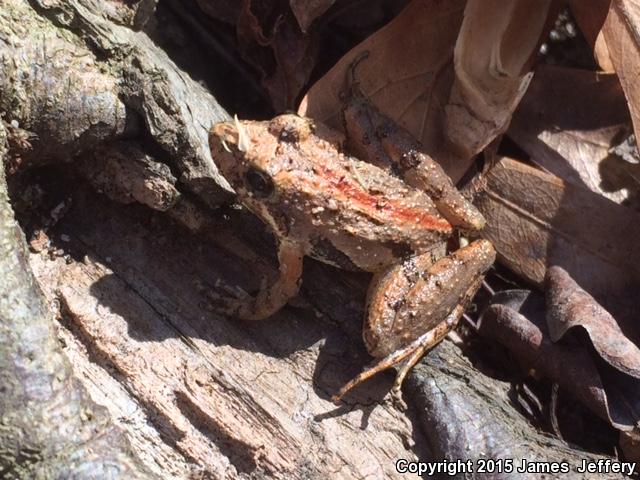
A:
[0,126,152,478]
[1,0,231,207]
[407,341,626,480]
[29,190,422,479]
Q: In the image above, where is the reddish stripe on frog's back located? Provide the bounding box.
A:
[290,164,452,234]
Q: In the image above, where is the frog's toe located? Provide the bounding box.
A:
[332,308,460,404]
[432,188,486,231]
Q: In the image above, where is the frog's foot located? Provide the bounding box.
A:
[391,304,464,393]
[215,239,304,321]
[331,305,463,404]
[381,141,486,231]
[345,51,370,94]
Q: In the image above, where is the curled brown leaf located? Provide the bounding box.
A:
[479,295,639,431]
[602,0,640,142]
[476,157,640,335]
[546,266,640,379]
[445,0,553,159]
[507,65,634,204]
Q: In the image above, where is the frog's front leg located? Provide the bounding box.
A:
[224,239,305,320]
[332,239,495,403]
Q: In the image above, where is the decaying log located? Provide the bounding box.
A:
[407,341,624,480]
[1,0,231,206]
[0,126,152,478]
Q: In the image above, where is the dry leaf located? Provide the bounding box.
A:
[300,0,468,180]
[480,298,639,431]
[621,429,640,463]
[508,65,634,203]
[602,0,640,142]
[568,0,615,72]
[289,0,334,33]
[546,266,640,379]
[475,157,640,334]
[236,0,317,111]
[301,0,552,182]
[194,0,317,110]
[445,0,552,159]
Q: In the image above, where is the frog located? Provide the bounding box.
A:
[208,101,496,403]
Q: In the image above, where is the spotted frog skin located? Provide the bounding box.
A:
[209,107,495,402]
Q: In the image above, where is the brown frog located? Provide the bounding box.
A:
[209,103,495,403]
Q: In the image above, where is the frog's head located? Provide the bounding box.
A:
[210,116,273,205]
[209,114,314,203]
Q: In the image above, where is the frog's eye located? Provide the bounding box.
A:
[245,168,274,197]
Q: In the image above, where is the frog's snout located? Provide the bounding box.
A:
[212,116,251,154]
[211,122,238,149]
[209,122,240,183]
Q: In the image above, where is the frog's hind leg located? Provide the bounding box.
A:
[331,304,463,404]
[332,240,495,404]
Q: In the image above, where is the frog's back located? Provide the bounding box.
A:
[210,114,452,272]
[282,137,452,271]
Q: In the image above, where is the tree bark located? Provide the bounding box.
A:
[0,124,152,478]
